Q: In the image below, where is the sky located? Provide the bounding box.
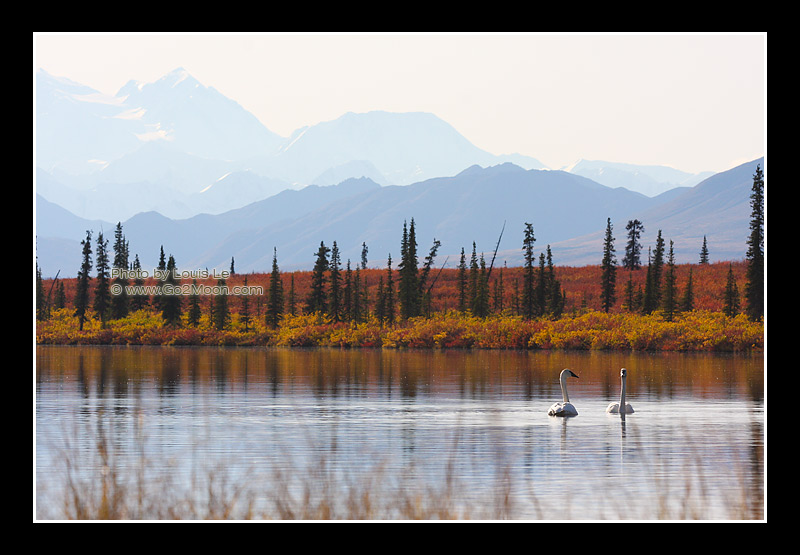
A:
[33,32,766,174]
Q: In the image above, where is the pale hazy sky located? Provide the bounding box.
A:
[33,32,766,174]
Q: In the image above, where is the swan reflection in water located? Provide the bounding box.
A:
[548,369,580,417]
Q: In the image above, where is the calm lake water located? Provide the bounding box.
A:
[35,345,764,520]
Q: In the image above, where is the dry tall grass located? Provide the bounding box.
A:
[35,412,764,521]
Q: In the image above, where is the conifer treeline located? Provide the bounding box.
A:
[35,166,765,329]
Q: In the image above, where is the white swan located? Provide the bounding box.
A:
[548,369,580,416]
[606,368,634,414]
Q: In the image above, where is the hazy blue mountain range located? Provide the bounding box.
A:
[35,67,714,221]
[35,67,760,278]
[35,158,763,278]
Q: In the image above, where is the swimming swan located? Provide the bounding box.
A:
[548,369,580,416]
[606,368,634,414]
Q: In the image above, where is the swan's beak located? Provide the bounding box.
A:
[569,370,580,378]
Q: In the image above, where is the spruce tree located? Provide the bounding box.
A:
[457,247,467,313]
[384,254,395,325]
[600,218,617,313]
[545,246,563,317]
[36,262,45,320]
[361,242,369,270]
[699,236,710,264]
[306,241,330,314]
[622,219,645,270]
[745,164,764,321]
[161,255,182,326]
[521,222,536,319]
[398,219,420,319]
[153,246,167,311]
[343,259,353,321]
[187,279,202,326]
[129,255,149,311]
[93,231,111,324]
[374,275,385,324]
[55,281,66,310]
[536,252,547,317]
[74,230,93,331]
[212,278,230,330]
[418,238,441,305]
[266,248,284,328]
[723,263,740,317]
[661,240,677,321]
[468,242,479,313]
[472,253,490,317]
[642,232,665,313]
[493,263,505,313]
[111,222,130,319]
[329,241,342,321]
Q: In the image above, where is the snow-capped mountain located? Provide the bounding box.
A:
[35,67,548,220]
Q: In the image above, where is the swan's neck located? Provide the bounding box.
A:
[619,376,627,408]
[560,374,570,403]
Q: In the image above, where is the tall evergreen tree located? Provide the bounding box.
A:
[661,240,677,321]
[622,219,645,270]
[418,237,441,304]
[111,222,130,319]
[398,219,420,319]
[472,253,490,317]
[457,247,468,313]
[384,254,395,325]
[212,278,230,330]
[492,263,505,313]
[306,241,330,314]
[55,281,66,310]
[521,222,536,319]
[129,255,149,311]
[642,232,665,313]
[93,231,111,324]
[600,218,617,313]
[36,261,46,320]
[374,275,385,324]
[266,248,284,328]
[536,252,547,317]
[468,242,479,313]
[343,259,353,321]
[187,279,202,326]
[699,236,710,264]
[545,246,564,318]
[329,241,342,321]
[723,263,740,317]
[153,245,167,311]
[74,230,93,331]
[361,242,369,270]
[745,164,764,321]
[161,255,182,326]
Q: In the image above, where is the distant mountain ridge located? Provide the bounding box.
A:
[35,158,762,278]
